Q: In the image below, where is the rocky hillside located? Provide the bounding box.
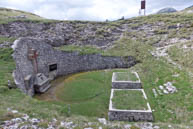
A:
[0,7,193,49]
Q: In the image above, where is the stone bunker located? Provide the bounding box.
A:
[12,37,138,96]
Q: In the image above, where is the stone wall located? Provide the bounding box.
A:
[112,82,142,89]
[108,110,153,122]
[12,37,138,95]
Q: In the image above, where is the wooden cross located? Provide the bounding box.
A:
[28,48,39,74]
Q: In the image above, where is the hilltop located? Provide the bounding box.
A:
[157,7,177,14]
[0,7,193,129]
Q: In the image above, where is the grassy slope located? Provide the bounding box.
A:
[168,42,193,70]
[0,7,193,128]
[0,7,42,24]
[0,7,60,24]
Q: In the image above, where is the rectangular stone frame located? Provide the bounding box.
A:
[112,72,142,89]
[108,89,153,122]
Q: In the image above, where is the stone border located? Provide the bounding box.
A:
[112,72,142,89]
[108,89,153,122]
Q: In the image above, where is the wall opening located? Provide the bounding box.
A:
[49,64,57,72]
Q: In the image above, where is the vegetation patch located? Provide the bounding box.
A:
[115,72,138,81]
[0,48,15,87]
[112,90,148,110]
[0,7,44,24]
[0,36,16,44]
[57,38,152,61]
[56,45,104,55]
[168,43,193,69]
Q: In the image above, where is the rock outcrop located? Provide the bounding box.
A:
[0,21,122,48]
[12,38,138,96]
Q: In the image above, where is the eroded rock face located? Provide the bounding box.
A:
[0,21,121,47]
[1,19,192,49]
[13,37,138,96]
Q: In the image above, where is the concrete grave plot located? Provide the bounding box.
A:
[108,89,153,122]
[112,72,142,89]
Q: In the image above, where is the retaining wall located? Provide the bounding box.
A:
[12,37,138,96]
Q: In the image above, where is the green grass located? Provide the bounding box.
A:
[168,43,193,69]
[115,72,138,81]
[35,69,134,118]
[56,75,106,102]
[135,57,193,124]
[112,90,148,110]
[104,38,152,60]
[57,38,152,61]
[56,45,104,55]
[0,36,16,44]
[0,48,15,87]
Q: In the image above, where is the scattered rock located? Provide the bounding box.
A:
[136,122,154,129]
[157,89,163,95]
[60,121,74,128]
[12,118,22,123]
[163,89,169,94]
[168,124,172,128]
[60,121,65,126]
[98,118,107,125]
[124,124,131,129]
[159,85,164,90]
[98,126,103,129]
[30,118,40,125]
[155,82,177,95]
[22,114,29,121]
[153,125,160,129]
[11,110,18,114]
[152,89,158,98]
[164,82,177,93]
